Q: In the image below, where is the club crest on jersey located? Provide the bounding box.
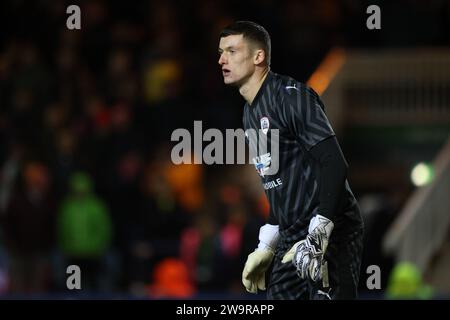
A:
[260,117,270,135]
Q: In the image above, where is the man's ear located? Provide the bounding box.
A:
[254,49,266,65]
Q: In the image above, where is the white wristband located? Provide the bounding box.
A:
[257,224,280,251]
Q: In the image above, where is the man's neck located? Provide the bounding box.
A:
[239,67,270,105]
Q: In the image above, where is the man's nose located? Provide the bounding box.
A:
[218,54,226,65]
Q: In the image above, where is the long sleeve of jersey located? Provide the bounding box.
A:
[267,207,278,225]
[309,136,348,221]
[281,85,346,222]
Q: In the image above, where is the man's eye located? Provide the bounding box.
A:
[230,50,235,54]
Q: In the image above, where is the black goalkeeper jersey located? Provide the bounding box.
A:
[243,71,362,245]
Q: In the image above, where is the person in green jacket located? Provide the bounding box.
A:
[57,172,112,292]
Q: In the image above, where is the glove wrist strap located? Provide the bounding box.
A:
[309,214,334,239]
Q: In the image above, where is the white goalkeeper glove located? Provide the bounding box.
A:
[282,214,334,282]
[242,224,279,293]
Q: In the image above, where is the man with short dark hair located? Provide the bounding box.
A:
[218,21,364,300]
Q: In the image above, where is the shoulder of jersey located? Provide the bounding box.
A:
[284,80,317,101]
[278,75,302,95]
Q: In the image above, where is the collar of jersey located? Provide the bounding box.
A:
[248,70,274,108]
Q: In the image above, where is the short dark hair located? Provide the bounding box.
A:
[220,21,271,66]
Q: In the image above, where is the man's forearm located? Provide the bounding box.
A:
[310,136,348,221]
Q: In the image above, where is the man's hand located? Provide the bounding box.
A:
[281,214,334,282]
[242,223,279,293]
[242,249,274,293]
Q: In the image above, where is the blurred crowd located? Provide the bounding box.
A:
[0,0,448,297]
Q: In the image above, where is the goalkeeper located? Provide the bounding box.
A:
[218,21,364,299]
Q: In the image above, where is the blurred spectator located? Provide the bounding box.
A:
[1,161,56,293]
[125,157,190,295]
[57,172,112,292]
[385,262,434,299]
[48,128,79,201]
[0,142,24,214]
[180,213,229,292]
[106,49,137,103]
[166,162,204,214]
[219,205,247,292]
[147,257,195,299]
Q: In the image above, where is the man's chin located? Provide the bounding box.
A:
[223,77,240,86]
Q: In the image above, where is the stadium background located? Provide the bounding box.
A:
[0,0,449,299]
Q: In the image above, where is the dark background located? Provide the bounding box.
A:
[0,0,449,299]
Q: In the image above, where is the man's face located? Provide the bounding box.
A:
[218,34,255,86]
